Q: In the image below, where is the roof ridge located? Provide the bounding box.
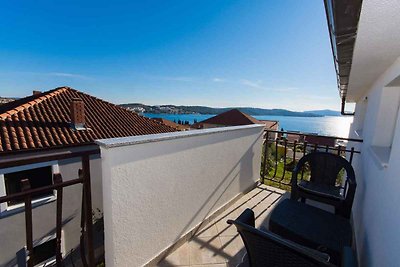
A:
[241,111,262,124]
[0,87,68,120]
[66,87,143,116]
[57,87,178,132]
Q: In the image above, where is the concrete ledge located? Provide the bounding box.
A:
[96,124,265,148]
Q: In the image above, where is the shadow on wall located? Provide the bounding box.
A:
[351,153,370,267]
[100,126,264,266]
[166,133,261,249]
[62,216,105,267]
[5,211,105,267]
[3,213,77,267]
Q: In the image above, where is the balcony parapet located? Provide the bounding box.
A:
[96,124,265,267]
[96,124,265,148]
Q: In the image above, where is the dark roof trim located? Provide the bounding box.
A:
[324,0,363,115]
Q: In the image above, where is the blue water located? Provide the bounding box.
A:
[143,113,353,138]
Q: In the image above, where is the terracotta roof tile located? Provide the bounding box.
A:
[152,118,190,131]
[0,87,176,153]
[260,120,279,130]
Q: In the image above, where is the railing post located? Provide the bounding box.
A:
[79,170,88,267]
[349,147,355,164]
[272,138,279,178]
[281,139,288,182]
[21,179,34,267]
[301,141,308,180]
[262,131,270,184]
[54,173,63,266]
[82,155,95,267]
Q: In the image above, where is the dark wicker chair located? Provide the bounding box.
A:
[291,152,356,218]
[227,208,336,267]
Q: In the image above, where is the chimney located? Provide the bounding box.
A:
[33,90,42,95]
[70,98,86,130]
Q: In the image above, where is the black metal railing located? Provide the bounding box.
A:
[0,148,100,267]
[261,130,363,189]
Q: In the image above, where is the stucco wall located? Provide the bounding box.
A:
[97,125,264,267]
[348,57,400,267]
[0,149,103,266]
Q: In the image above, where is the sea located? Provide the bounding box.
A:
[143,113,353,138]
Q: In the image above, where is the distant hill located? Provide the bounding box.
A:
[120,103,325,117]
[305,109,341,116]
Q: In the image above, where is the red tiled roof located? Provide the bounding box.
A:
[259,120,279,130]
[192,109,263,128]
[152,118,190,131]
[0,87,176,154]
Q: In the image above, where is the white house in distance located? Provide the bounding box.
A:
[325,0,400,266]
[0,87,176,266]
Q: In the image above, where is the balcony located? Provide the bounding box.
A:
[0,125,362,266]
[153,130,362,267]
[95,125,362,266]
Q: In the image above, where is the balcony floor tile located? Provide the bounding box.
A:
[156,184,286,267]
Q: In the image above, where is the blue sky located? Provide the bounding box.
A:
[0,0,342,111]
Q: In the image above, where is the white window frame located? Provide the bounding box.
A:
[0,161,59,216]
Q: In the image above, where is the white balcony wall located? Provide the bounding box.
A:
[96,125,264,267]
[348,57,400,267]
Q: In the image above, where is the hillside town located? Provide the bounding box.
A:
[0,97,17,105]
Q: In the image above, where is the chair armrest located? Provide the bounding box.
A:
[291,154,310,181]
[229,208,336,266]
[291,155,310,200]
[227,208,255,228]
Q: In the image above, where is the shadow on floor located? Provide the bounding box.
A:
[157,184,287,267]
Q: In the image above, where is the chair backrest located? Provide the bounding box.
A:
[297,152,356,187]
[227,209,335,267]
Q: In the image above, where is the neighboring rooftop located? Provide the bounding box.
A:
[259,120,279,131]
[0,87,176,154]
[152,118,190,131]
[192,109,263,129]
[191,109,279,132]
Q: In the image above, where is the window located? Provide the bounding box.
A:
[32,238,57,266]
[5,166,53,206]
[21,232,65,267]
[0,161,58,215]
[367,81,400,168]
[354,97,368,137]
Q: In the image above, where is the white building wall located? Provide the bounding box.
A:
[97,125,264,267]
[0,150,103,266]
[348,57,400,267]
